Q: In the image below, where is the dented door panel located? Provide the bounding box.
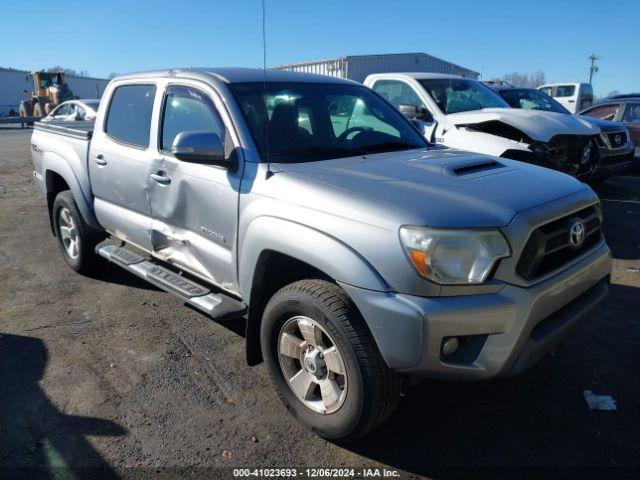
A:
[147,156,240,292]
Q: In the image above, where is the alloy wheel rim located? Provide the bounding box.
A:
[58,207,79,259]
[277,315,347,414]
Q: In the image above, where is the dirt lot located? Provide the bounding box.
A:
[1,125,639,479]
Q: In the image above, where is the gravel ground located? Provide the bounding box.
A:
[0,126,638,479]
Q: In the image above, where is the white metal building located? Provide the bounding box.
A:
[0,67,109,117]
[272,52,480,83]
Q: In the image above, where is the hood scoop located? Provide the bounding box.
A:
[444,159,508,178]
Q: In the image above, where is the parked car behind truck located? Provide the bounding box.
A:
[31,68,611,440]
[538,82,594,114]
[40,99,101,123]
[364,73,608,180]
[580,97,640,159]
[489,85,636,181]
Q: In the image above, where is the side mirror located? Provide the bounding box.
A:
[172,131,225,164]
[399,104,433,122]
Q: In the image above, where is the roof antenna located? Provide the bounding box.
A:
[262,0,273,179]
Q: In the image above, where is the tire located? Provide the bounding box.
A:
[261,279,400,441]
[19,102,30,117]
[52,191,104,274]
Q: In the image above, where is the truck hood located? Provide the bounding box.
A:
[446,108,600,142]
[277,148,590,228]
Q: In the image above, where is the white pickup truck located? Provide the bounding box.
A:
[364,73,603,178]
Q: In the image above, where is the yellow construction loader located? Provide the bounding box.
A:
[19,71,74,118]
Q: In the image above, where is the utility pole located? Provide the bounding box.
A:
[588,54,599,84]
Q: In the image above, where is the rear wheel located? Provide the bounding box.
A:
[261,279,400,441]
[52,191,104,274]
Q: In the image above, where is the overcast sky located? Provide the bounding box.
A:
[1,0,637,96]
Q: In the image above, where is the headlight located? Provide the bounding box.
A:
[399,227,511,285]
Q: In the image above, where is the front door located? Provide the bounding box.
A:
[89,83,158,250]
[147,83,242,293]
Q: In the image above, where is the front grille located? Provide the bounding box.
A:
[607,131,628,148]
[516,206,602,281]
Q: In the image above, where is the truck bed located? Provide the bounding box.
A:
[34,120,94,140]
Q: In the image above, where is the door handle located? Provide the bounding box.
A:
[150,171,171,184]
[568,100,575,103]
[93,154,107,166]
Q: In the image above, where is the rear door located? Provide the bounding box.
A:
[146,81,242,292]
[89,82,158,250]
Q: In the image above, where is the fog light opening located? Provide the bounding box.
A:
[441,337,460,356]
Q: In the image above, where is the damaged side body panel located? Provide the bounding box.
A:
[146,155,241,293]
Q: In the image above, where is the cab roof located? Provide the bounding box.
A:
[366,72,466,81]
[113,67,359,85]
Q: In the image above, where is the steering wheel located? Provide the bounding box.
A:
[338,126,370,142]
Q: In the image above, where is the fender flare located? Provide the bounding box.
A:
[239,216,388,298]
[42,153,100,229]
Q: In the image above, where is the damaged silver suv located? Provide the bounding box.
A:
[30,68,611,440]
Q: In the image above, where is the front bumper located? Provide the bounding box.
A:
[341,242,611,380]
[588,147,635,180]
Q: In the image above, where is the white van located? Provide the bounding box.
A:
[538,83,593,114]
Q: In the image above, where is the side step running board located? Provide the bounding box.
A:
[97,242,247,321]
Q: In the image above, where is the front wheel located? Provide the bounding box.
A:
[52,191,104,274]
[261,279,400,441]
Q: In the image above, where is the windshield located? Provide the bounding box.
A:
[229,82,427,163]
[418,78,509,114]
[499,89,569,114]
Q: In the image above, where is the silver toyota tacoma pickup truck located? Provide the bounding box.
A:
[30,68,611,440]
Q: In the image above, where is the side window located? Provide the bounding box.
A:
[105,84,156,147]
[539,87,552,96]
[160,85,225,153]
[582,104,620,121]
[372,80,425,109]
[52,104,69,117]
[622,103,640,123]
[555,85,576,97]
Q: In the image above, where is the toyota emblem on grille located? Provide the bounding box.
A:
[569,219,586,248]
[614,134,622,145]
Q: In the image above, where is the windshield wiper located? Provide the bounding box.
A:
[269,146,358,162]
[359,141,424,155]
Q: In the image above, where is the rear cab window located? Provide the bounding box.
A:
[105,84,157,148]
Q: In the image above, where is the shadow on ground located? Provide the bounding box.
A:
[0,334,126,479]
[87,260,161,291]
